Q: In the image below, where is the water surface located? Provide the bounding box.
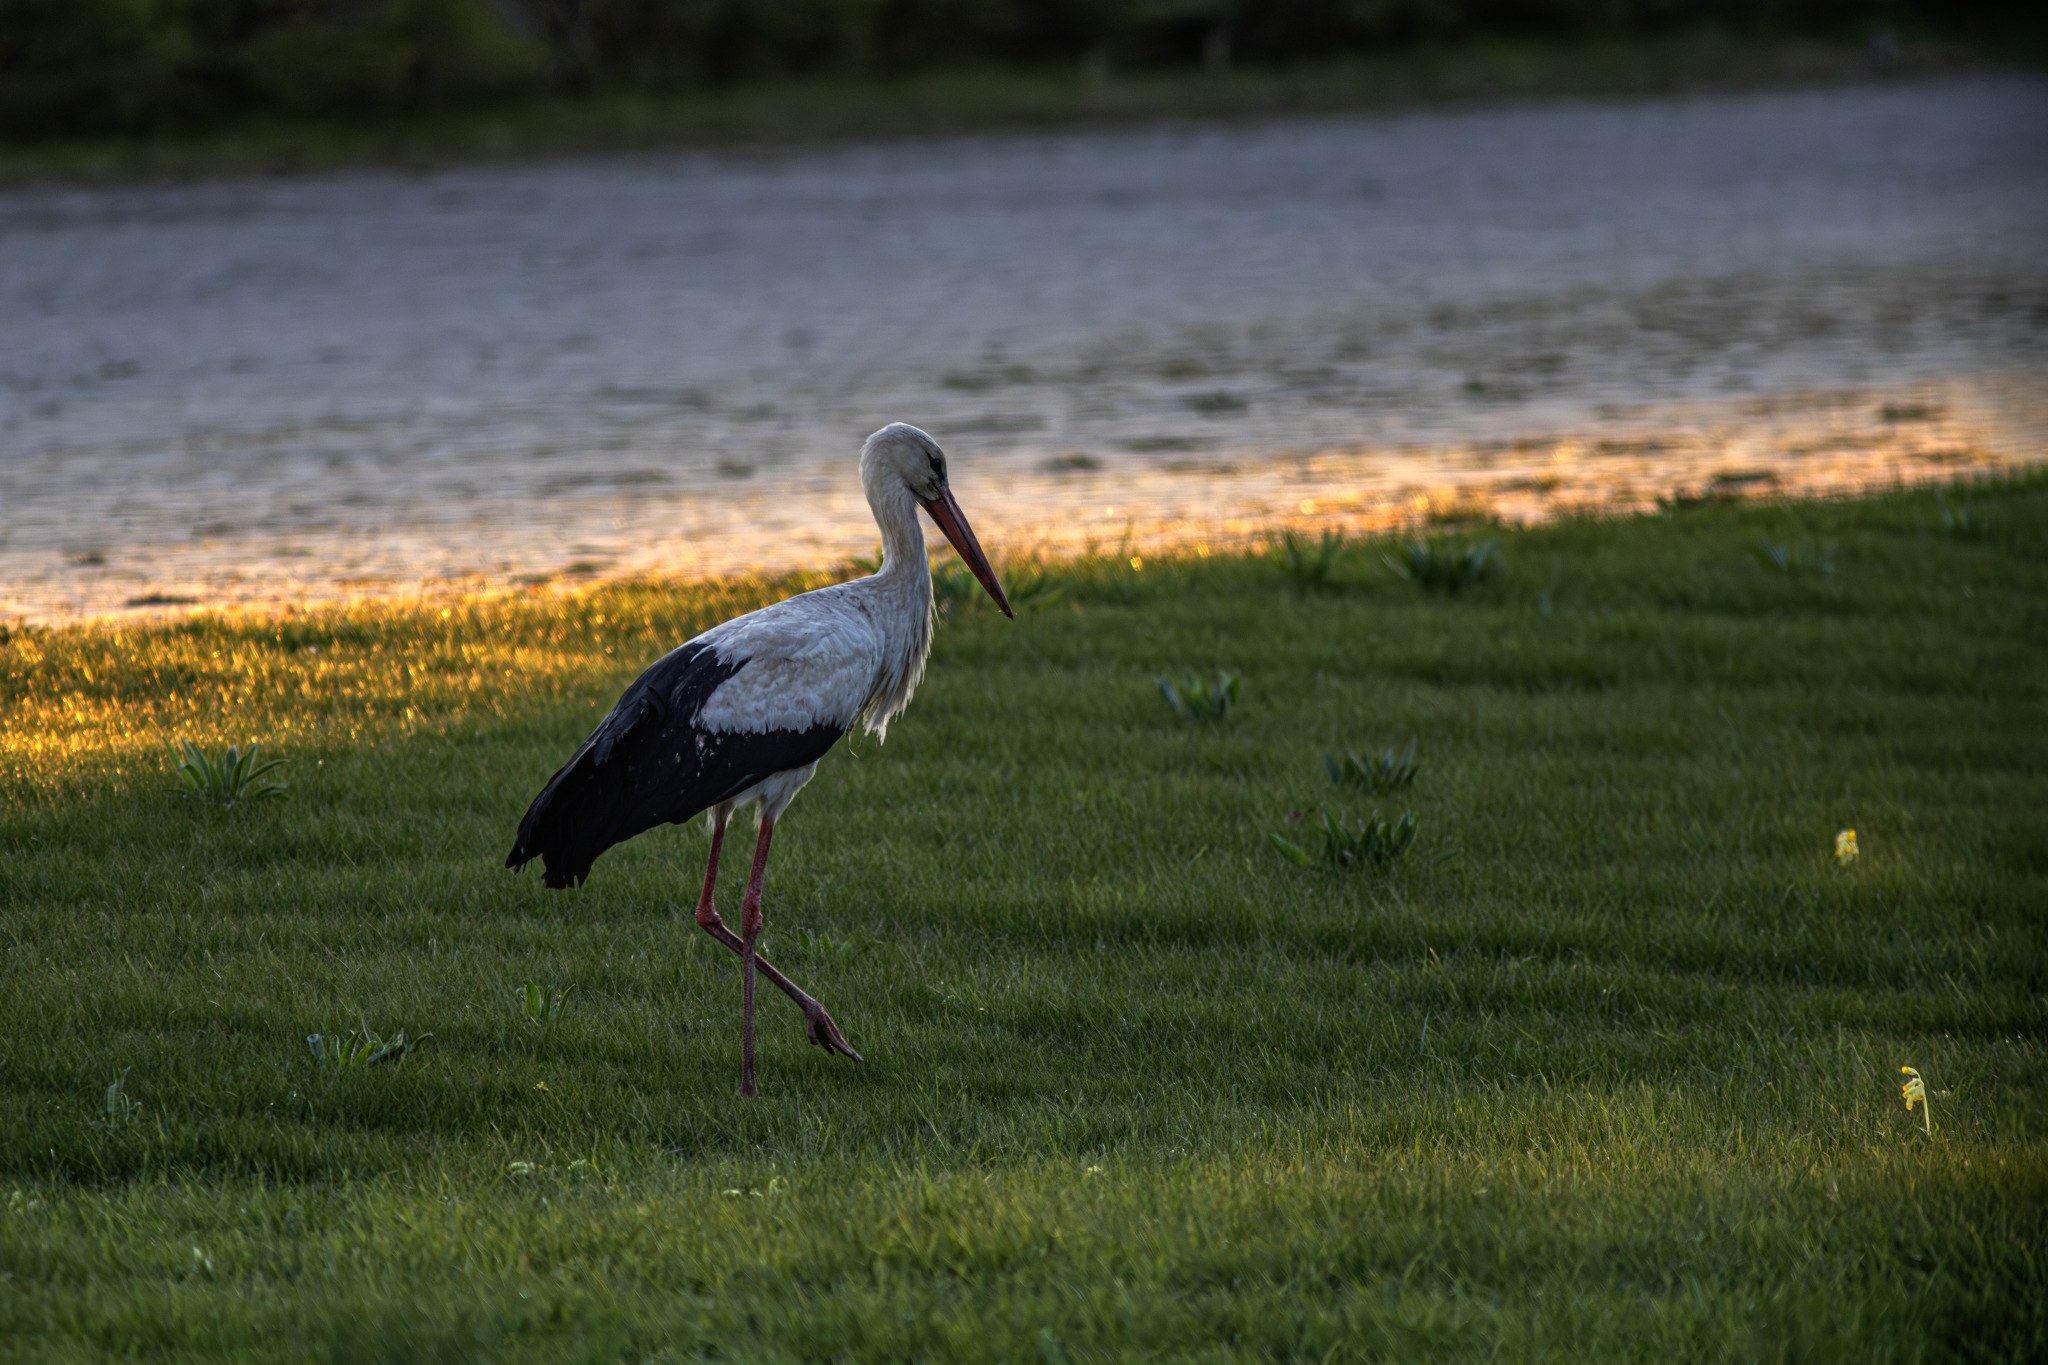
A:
[3,75,2044,621]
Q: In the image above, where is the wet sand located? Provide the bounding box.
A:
[3,75,2043,622]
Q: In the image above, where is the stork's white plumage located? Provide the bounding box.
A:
[507,423,1011,1097]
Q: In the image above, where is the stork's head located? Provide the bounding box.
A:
[862,423,1014,619]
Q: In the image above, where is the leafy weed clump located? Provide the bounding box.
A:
[1936,490,1982,540]
[517,980,572,1032]
[1326,738,1418,793]
[931,559,981,621]
[100,1070,144,1128]
[1269,529,1345,592]
[1386,538,1501,592]
[1000,559,1067,612]
[1158,669,1239,722]
[1754,537,1837,575]
[307,1026,428,1072]
[171,739,287,809]
[1270,808,1417,870]
[931,556,1064,620]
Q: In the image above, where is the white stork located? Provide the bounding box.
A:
[507,423,1012,1097]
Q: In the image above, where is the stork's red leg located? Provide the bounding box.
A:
[735,816,777,1097]
[693,810,730,926]
[693,810,861,1063]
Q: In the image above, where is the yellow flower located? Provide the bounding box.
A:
[1835,830,1859,864]
[1900,1066,1930,1135]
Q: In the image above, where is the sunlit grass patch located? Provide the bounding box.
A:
[0,570,840,797]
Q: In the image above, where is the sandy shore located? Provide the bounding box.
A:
[3,75,2043,623]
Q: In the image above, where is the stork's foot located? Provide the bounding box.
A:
[694,912,861,1060]
[803,1002,863,1061]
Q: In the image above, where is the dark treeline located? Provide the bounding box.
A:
[0,0,2013,137]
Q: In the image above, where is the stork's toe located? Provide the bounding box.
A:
[805,1008,862,1062]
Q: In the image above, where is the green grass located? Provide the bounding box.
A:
[1,476,2044,1359]
[0,34,1986,184]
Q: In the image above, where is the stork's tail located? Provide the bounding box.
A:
[506,753,603,889]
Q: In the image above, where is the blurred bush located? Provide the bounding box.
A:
[241,0,544,118]
[0,0,2015,138]
[0,0,545,135]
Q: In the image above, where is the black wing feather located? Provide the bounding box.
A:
[506,641,845,888]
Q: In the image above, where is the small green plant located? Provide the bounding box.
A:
[171,739,288,809]
[1269,529,1344,592]
[1754,537,1836,575]
[1270,808,1417,870]
[1158,670,1239,722]
[307,1025,427,1071]
[933,556,1058,619]
[1001,559,1066,611]
[798,929,856,962]
[1386,539,1501,592]
[932,558,984,621]
[1936,490,1981,540]
[1326,739,1419,793]
[517,980,571,1031]
[102,1069,143,1127]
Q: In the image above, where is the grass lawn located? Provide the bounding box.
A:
[0,477,2043,1359]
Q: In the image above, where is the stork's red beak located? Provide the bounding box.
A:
[921,486,1014,620]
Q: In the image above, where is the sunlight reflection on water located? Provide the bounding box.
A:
[2,76,2042,622]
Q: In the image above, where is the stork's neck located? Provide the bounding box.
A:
[871,480,930,588]
[851,475,935,740]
